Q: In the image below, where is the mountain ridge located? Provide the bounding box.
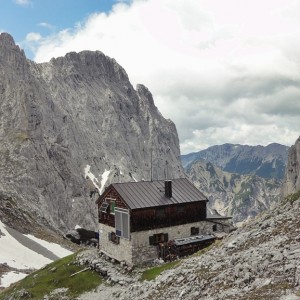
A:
[185,159,281,223]
[182,143,289,180]
[0,32,184,233]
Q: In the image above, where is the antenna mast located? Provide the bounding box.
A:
[150,148,153,181]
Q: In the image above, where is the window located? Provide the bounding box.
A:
[108,232,120,244]
[149,233,169,245]
[191,227,199,236]
[109,201,115,214]
[115,208,130,240]
[104,198,116,214]
[99,202,109,213]
[213,224,217,232]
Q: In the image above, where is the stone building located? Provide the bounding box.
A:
[96,178,232,266]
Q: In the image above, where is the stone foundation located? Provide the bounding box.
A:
[99,223,133,265]
[99,219,232,266]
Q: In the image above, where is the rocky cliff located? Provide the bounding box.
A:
[186,160,281,223]
[0,33,184,232]
[282,136,300,197]
[182,143,289,180]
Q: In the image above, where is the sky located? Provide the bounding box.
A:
[1,0,300,154]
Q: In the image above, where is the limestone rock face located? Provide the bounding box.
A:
[0,33,184,232]
[186,160,281,223]
[282,136,300,197]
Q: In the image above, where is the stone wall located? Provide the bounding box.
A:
[130,220,224,265]
[99,219,232,266]
[99,223,133,265]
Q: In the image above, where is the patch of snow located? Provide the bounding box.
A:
[75,225,81,229]
[25,234,73,258]
[0,271,28,288]
[0,220,73,288]
[0,220,52,270]
[212,199,226,216]
[84,165,101,190]
[100,169,110,194]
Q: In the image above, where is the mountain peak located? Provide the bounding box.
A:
[0,32,26,67]
[47,50,129,83]
[0,33,184,232]
[0,32,16,47]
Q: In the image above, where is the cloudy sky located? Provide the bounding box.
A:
[1,0,300,154]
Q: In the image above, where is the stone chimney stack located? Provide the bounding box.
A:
[165,180,172,198]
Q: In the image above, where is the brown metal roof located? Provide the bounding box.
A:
[107,178,208,210]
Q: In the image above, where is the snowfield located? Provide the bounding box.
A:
[25,234,73,258]
[0,220,73,288]
[0,272,28,288]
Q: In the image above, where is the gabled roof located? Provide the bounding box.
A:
[97,178,208,210]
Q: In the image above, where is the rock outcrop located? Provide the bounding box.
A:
[282,136,300,197]
[0,33,184,232]
[186,160,281,223]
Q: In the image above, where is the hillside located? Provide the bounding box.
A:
[4,191,299,299]
[186,160,281,223]
[0,32,184,233]
[113,193,300,300]
[182,143,289,180]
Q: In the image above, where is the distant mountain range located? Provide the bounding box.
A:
[182,143,289,180]
[186,160,281,223]
[182,143,289,223]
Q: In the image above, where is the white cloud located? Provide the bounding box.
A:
[38,22,54,30]
[14,0,31,6]
[26,32,42,42]
[28,0,300,153]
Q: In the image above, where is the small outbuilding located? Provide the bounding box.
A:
[96,178,232,265]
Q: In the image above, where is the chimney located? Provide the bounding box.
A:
[165,180,172,198]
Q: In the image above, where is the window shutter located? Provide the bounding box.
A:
[110,201,115,214]
[164,233,169,242]
[114,208,130,240]
[122,212,129,239]
[149,235,155,245]
[115,210,122,233]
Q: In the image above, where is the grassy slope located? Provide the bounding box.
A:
[0,253,102,300]
[141,260,181,281]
